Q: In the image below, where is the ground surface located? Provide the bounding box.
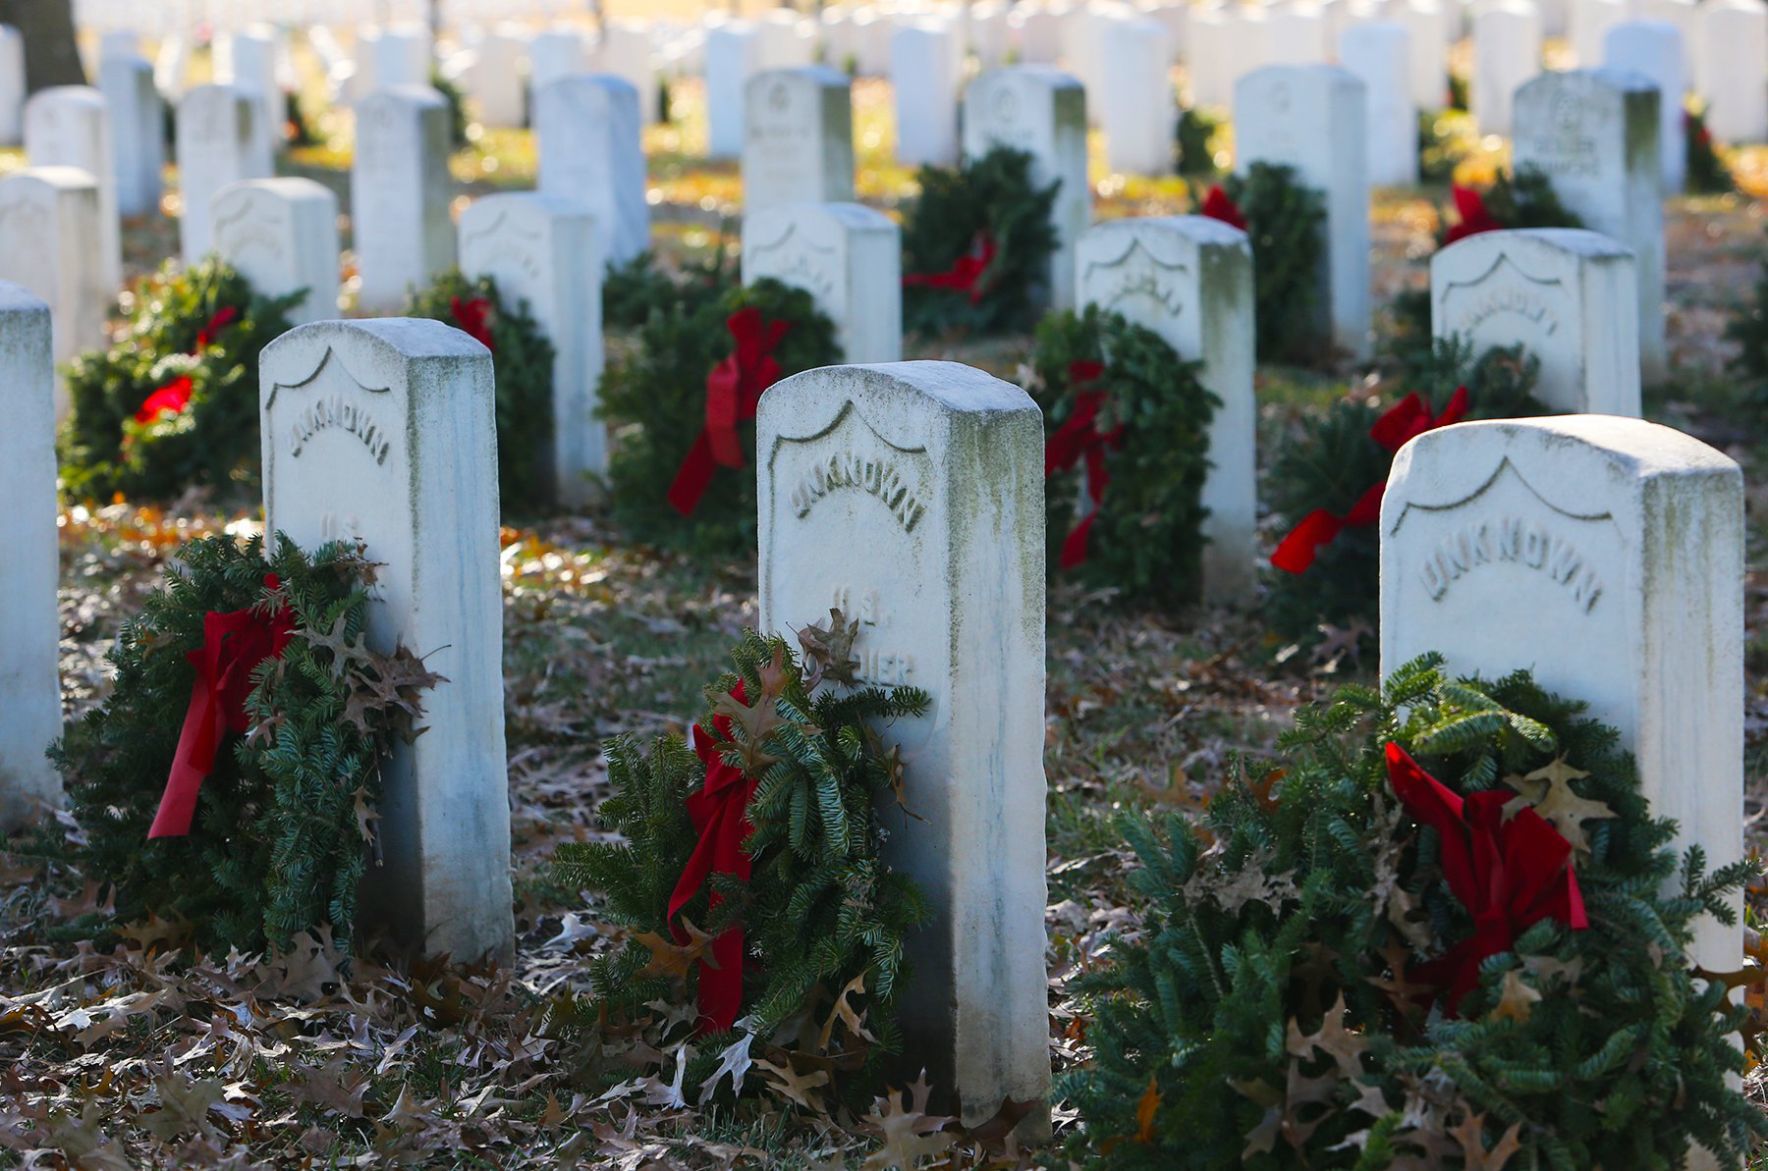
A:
[0,46,1765,1170]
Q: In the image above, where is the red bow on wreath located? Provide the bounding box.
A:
[666,306,791,516]
[1199,185,1248,232]
[902,232,998,304]
[1269,387,1469,574]
[196,305,240,350]
[1044,360,1124,570]
[148,575,297,839]
[132,304,246,425]
[451,295,497,351]
[1385,743,1588,1013]
[666,681,759,1034]
[1442,185,1502,246]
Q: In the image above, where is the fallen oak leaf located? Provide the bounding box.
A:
[753,1057,831,1111]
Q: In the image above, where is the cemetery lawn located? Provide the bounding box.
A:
[4,104,1768,1165]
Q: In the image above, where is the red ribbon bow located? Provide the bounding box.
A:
[135,375,196,425]
[196,305,241,350]
[1385,743,1588,1013]
[902,232,998,304]
[148,575,297,839]
[666,681,759,1034]
[1199,185,1248,232]
[1269,387,1470,574]
[1044,360,1124,570]
[1442,185,1502,245]
[666,307,791,516]
[450,295,496,351]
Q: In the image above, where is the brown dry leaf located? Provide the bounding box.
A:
[1286,994,1371,1079]
[1133,1075,1161,1143]
[818,971,878,1051]
[861,1078,954,1171]
[1450,1112,1525,1170]
[634,917,718,981]
[1488,970,1542,1024]
[753,1057,831,1111]
[798,608,861,689]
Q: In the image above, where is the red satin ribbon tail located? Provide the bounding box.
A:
[1270,508,1346,574]
[1058,511,1098,570]
[704,358,745,469]
[696,926,746,1034]
[666,432,720,517]
[147,674,226,839]
[1345,480,1387,527]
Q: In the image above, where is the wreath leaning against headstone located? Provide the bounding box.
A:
[49,533,440,958]
[1024,304,1218,609]
[1197,163,1328,366]
[1064,656,1763,1169]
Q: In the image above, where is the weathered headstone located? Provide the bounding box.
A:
[1234,64,1372,358]
[1395,0,1451,108]
[756,360,1049,1131]
[0,283,62,832]
[1694,0,1768,143]
[742,201,902,363]
[0,25,22,146]
[1340,22,1419,186]
[756,9,819,70]
[1075,216,1257,602]
[1472,0,1543,134]
[176,85,267,266]
[528,28,588,95]
[533,74,651,270]
[1185,7,1233,107]
[594,23,660,124]
[24,86,121,292]
[1268,2,1332,61]
[1571,0,1629,64]
[1380,416,1744,975]
[351,86,456,313]
[962,66,1090,311]
[99,53,164,218]
[459,192,605,504]
[468,27,528,129]
[891,22,959,166]
[219,28,285,169]
[0,168,106,389]
[259,318,512,962]
[370,25,432,89]
[1604,20,1687,192]
[212,178,341,326]
[706,22,761,159]
[1098,15,1174,174]
[742,67,855,211]
[1431,228,1639,414]
[1512,69,1665,382]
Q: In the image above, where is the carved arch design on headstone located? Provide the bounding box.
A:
[1437,252,1566,337]
[746,217,840,302]
[1079,234,1191,317]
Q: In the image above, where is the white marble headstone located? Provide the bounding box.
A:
[1234,64,1373,359]
[212,177,341,326]
[1075,216,1257,602]
[0,26,22,146]
[1380,416,1744,974]
[218,28,285,169]
[468,27,528,130]
[592,23,660,126]
[1472,0,1543,134]
[24,86,121,293]
[1603,20,1687,192]
[1098,16,1175,175]
[1693,0,1768,143]
[742,67,855,211]
[891,23,959,166]
[0,283,62,832]
[0,168,106,398]
[1431,228,1639,415]
[756,360,1049,1130]
[962,66,1090,311]
[1512,69,1665,383]
[533,74,651,270]
[459,192,606,505]
[528,28,588,95]
[1339,22,1419,187]
[260,318,512,962]
[176,85,267,266]
[350,86,456,313]
[742,201,902,363]
[705,23,762,159]
[1396,0,1451,109]
[99,53,164,219]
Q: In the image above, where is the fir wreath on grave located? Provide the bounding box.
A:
[599,278,839,557]
[59,258,302,503]
[1196,163,1327,365]
[47,534,439,956]
[1724,227,1768,410]
[547,621,930,1112]
[1023,304,1218,608]
[1685,104,1738,196]
[1263,340,1548,656]
[406,271,557,511]
[1064,656,1763,1169]
[900,145,1060,337]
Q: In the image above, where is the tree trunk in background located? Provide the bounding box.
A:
[0,0,86,93]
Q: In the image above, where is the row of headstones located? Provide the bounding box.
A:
[0,278,1746,1127]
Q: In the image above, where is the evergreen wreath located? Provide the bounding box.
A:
[1724,227,1768,411]
[1203,164,1328,365]
[1026,305,1218,608]
[58,258,302,503]
[1263,340,1548,653]
[1685,105,1736,196]
[1063,656,1762,1169]
[1175,106,1222,177]
[406,270,558,512]
[900,145,1061,337]
[50,533,440,956]
[549,618,931,1110]
[602,244,735,331]
[599,277,840,557]
[1385,167,1582,376]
